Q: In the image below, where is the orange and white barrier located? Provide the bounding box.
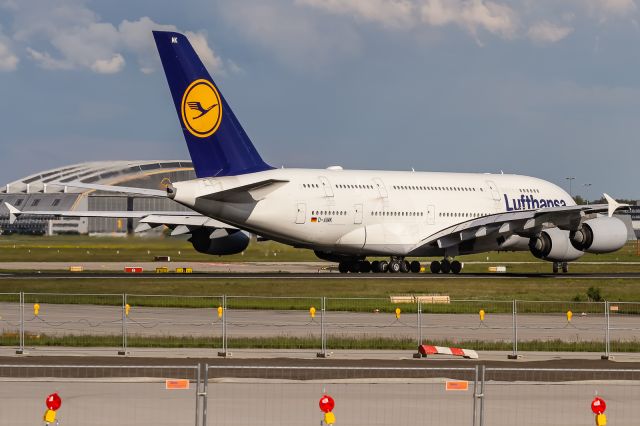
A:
[418,344,478,359]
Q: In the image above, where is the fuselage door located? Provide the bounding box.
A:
[354,204,363,224]
[373,178,388,198]
[486,180,501,201]
[295,203,306,224]
[426,204,435,225]
[319,176,334,197]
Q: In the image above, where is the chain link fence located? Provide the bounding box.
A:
[0,364,201,426]
[204,365,479,426]
[4,293,640,358]
[1,364,639,425]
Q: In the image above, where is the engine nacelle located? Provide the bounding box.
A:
[570,217,627,254]
[529,228,584,262]
[189,228,250,256]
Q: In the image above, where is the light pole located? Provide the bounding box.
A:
[566,177,575,199]
[583,183,592,205]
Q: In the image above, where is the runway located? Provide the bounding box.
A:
[4,271,640,280]
[1,261,640,279]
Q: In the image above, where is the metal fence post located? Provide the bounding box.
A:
[218,295,229,357]
[413,300,423,358]
[602,301,612,360]
[195,363,201,426]
[479,365,486,426]
[16,292,24,355]
[472,365,478,426]
[317,296,327,358]
[203,364,208,426]
[508,300,519,359]
[118,293,127,355]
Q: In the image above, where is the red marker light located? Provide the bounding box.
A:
[591,397,606,415]
[319,394,335,413]
[46,393,62,411]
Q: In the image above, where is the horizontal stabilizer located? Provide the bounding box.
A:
[50,181,167,197]
[4,202,20,224]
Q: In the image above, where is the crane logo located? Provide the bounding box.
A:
[181,79,222,138]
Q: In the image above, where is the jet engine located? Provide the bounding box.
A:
[529,228,584,262]
[570,217,627,254]
[189,228,250,256]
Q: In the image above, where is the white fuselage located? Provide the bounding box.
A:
[171,168,574,257]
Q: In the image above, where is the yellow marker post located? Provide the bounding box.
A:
[125,304,131,317]
[395,308,401,320]
[595,413,607,426]
[33,303,40,317]
[567,310,573,322]
[310,307,316,319]
[43,409,56,423]
[324,412,336,425]
[217,306,223,319]
[479,309,485,322]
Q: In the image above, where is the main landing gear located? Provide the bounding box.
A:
[337,257,462,274]
[552,262,569,274]
[429,259,462,274]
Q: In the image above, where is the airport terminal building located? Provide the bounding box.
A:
[0,161,195,235]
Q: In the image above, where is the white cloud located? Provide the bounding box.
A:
[0,33,18,71]
[591,0,637,16]
[1,0,224,74]
[421,0,518,40]
[297,0,415,29]
[90,53,125,74]
[220,0,361,71]
[25,47,71,70]
[527,21,573,44]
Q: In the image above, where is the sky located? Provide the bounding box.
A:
[0,0,639,200]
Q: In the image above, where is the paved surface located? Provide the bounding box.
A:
[1,365,640,426]
[1,302,637,343]
[2,261,640,279]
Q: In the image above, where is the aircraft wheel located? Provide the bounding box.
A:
[378,260,389,273]
[410,260,421,273]
[450,260,462,274]
[349,262,361,273]
[360,260,371,273]
[371,260,380,273]
[400,260,410,273]
[338,262,349,273]
[389,260,401,273]
[562,262,569,273]
[430,261,441,274]
[552,262,559,274]
[440,259,451,274]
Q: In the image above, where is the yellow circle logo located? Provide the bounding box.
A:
[181,79,222,138]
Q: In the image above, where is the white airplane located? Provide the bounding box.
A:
[5,31,630,274]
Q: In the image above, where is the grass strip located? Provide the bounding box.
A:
[2,332,638,352]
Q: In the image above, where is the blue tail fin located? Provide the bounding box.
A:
[153,31,272,178]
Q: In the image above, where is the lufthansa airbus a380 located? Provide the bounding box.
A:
[6,31,630,274]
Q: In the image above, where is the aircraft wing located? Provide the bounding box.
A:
[417,194,629,251]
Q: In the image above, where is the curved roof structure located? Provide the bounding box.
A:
[2,160,194,194]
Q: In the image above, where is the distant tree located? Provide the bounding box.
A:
[591,197,636,206]
[573,195,586,205]
[587,286,603,302]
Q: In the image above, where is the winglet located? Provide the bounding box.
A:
[4,202,21,224]
[603,193,628,217]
